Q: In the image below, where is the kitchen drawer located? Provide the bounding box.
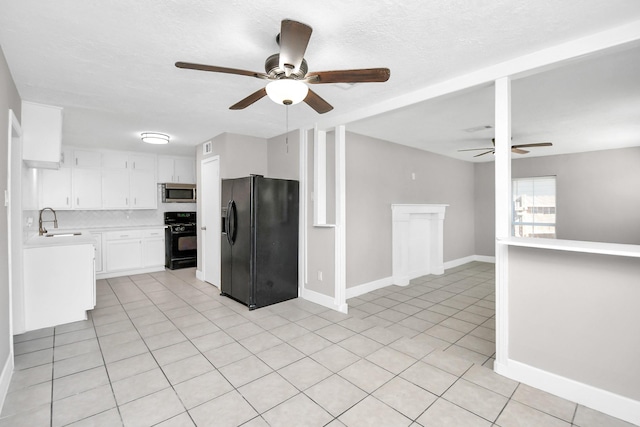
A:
[105,230,143,240]
[143,228,165,238]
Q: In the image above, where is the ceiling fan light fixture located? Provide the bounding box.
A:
[141,132,169,145]
[266,79,308,106]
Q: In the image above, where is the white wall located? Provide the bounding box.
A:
[0,46,22,407]
[508,246,640,413]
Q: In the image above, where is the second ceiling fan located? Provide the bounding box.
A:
[459,139,553,157]
[176,19,391,114]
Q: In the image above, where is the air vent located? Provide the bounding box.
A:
[203,141,212,155]
[464,125,492,133]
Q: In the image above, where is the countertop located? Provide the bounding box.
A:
[24,231,96,248]
[24,225,167,248]
[55,224,167,233]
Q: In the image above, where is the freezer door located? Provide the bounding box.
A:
[220,180,233,296]
[220,177,253,306]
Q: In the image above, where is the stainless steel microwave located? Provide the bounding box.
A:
[162,183,196,203]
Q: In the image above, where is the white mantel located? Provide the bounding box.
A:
[392,204,448,286]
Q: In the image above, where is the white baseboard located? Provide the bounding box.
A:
[496,359,640,426]
[0,352,14,411]
[348,256,495,301]
[474,255,496,264]
[301,288,348,314]
[345,276,395,299]
[444,254,495,270]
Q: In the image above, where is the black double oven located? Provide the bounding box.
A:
[164,211,197,270]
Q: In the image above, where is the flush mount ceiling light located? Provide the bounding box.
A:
[265,79,309,106]
[141,132,169,145]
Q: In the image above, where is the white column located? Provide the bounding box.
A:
[494,77,512,372]
[313,125,327,225]
[334,125,347,313]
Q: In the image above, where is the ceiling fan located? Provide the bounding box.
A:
[459,139,553,157]
[175,19,390,114]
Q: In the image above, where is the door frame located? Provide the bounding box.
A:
[199,155,220,287]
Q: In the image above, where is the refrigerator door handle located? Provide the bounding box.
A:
[225,200,233,246]
[229,200,238,245]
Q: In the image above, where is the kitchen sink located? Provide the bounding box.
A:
[44,232,82,237]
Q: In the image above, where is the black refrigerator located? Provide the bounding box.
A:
[220,175,299,310]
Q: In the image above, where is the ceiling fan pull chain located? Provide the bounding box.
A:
[285,105,289,154]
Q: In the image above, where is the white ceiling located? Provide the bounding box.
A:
[349,44,640,162]
[1,0,640,158]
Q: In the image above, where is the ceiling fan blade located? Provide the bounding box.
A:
[304,89,333,114]
[474,150,494,158]
[511,142,553,148]
[229,87,268,110]
[511,148,529,154]
[458,147,495,152]
[175,62,268,79]
[278,20,312,73]
[307,68,391,84]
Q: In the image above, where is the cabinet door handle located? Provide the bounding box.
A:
[125,161,128,169]
[125,198,128,205]
[75,158,78,166]
[133,161,136,169]
[66,197,69,206]
[134,198,137,205]
[77,197,79,205]
[201,226,206,230]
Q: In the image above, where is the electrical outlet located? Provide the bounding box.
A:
[317,271,323,281]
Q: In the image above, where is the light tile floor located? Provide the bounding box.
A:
[2,262,637,426]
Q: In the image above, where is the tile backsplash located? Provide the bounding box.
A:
[24,185,196,236]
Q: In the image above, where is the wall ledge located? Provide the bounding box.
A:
[498,236,640,258]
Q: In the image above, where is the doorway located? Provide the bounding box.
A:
[200,156,220,287]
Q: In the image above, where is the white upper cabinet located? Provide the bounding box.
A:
[40,168,72,209]
[102,152,128,169]
[101,152,157,209]
[102,169,130,208]
[22,102,63,169]
[73,150,101,168]
[131,155,155,172]
[158,156,195,184]
[73,168,102,209]
[38,147,158,210]
[130,170,157,209]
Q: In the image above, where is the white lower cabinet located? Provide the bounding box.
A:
[101,227,165,278]
[23,243,95,331]
[143,229,165,267]
[105,231,143,272]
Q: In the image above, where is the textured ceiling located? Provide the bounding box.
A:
[1,0,640,157]
[349,44,640,162]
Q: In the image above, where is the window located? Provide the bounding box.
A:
[512,176,556,238]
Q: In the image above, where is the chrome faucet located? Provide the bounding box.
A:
[38,207,58,236]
